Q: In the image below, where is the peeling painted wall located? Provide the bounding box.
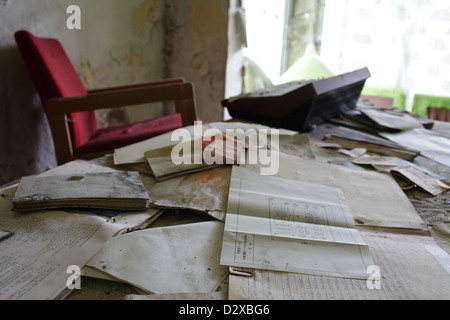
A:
[163,0,229,122]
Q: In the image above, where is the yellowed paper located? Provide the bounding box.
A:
[113,126,197,165]
[0,186,122,300]
[381,128,450,167]
[148,166,232,222]
[144,139,216,181]
[114,121,296,165]
[220,166,374,279]
[229,228,450,300]
[245,152,425,230]
[351,154,450,196]
[359,106,423,131]
[87,221,228,295]
[12,171,150,212]
[0,229,13,241]
[0,159,162,300]
[31,158,161,231]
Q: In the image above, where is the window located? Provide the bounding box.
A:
[243,0,287,82]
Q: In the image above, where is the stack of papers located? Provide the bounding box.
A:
[324,126,420,161]
[12,171,150,212]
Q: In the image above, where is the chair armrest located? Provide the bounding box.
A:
[45,82,197,127]
[86,78,186,94]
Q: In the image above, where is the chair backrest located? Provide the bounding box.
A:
[428,107,450,122]
[412,93,450,121]
[14,30,97,150]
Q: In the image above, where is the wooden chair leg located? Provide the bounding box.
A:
[46,114,74,165]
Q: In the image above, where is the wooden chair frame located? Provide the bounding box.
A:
[45,80,197,165]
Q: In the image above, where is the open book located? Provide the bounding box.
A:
[12,171,150,212]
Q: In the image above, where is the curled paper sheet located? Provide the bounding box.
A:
[0,230,13,242]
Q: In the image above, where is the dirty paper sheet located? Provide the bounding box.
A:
[144,140,217,181]
[87,221,228,295]
[351,154,450,196]
[220,166,374,279]
[324,126,420,161]
[0,186,122,300]
[229,228,450,300]
[113,125,198,165]
[144,134,242,181]
[125,291,227,300]
[148,166,232,222]
[245,152,425,230]
[381,128,450,167]
[0,159,163,300]
[0,230,13,242]
[113,121,297,166]
[358,106,423,131]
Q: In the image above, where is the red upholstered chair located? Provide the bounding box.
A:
[14,30,198,165]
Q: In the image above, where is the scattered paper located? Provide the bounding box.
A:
[148,166,232,222]
[390,166,449,196]
[87,221,229,295]
[275,133,316,160]
[144,135,240,181]
[0,230,13,242]
[229,228,450,300]
[113,125,198,165]
[114,121,296,166]
[0,159,163,300]
[0,186,122,300]
[144,140,212,181]
[220,166,374,279]
[351,154,450,196]
[358,106,423,131]
[324,126,420,161]
[381,128,450,167]
[431,120,450,139]
[125,291,227,300]
[245,152,426,230]
[124,276,228,300]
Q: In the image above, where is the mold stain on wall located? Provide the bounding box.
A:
[79,56,104,87]
[163,0,229,122]
[131,0,157,33]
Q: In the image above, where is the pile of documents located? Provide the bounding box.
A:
[0,161,162,300]
[323,103,450,197]
[12,171,150,212]
[1,116,449,300]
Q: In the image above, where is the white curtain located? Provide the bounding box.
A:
[320,0,450,110]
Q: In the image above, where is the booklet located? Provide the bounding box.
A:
[12,171,150,212]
